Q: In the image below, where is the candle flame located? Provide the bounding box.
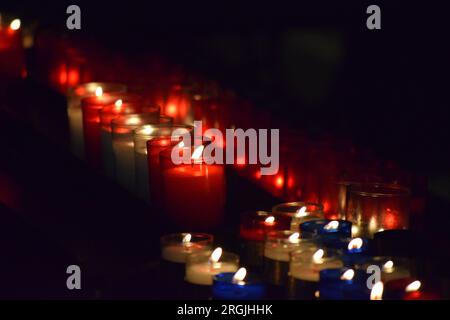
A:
[382,260,394,273]
[210,247,222,263]
[341,269,355,281]
[288,232,300,243]
[264,216,275,225]
[141,126,154,135]
[178,141,185,148]
[370,281,384,300]
[115,99,123,108]
[324,220,339,231]
[348,238,363,251]
[125,117,140,125]
[182,233,192,243]
[232,267,247,283]
[95,86,103,97]
[313,249,324,264]
[10,19,21,31]
[295,206,307,217]
[405,280,421,293]
[191,145,204,160]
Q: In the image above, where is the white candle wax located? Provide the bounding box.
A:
[185,262,238,286]
[67,104,85,159]
[290,258,343,282]
[112,137,136,192]
[135,151,150,203]
[101,129,115,178]
[162,243,204,264]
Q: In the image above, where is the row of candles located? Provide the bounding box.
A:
[160,205,436,300]
[1,14,432,299]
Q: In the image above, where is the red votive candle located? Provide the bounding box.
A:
[239,211,291,271]
[384,278,440,300]
[160,144,225,231]
[81,93,142,169]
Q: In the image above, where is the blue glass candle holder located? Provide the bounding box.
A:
[213,272,266,300]
[300,219,352,239]
[319,268,370,300]
[317,237,371,266]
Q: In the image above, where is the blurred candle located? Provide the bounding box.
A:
[263,231,316,299]
[239,211,290,271]
[99,99,143,178]
[81,93,142,169]
[272,201,324,231]
[133,124,192,203]
[355,257,411,283]
[111,114,170,193]
[300,219,352,240]
[212,268,266,300]
[289,247,343,300]
[160,145,226,231]
[67,82,126,159]
[318,268,370,300]
[185,248,239,286]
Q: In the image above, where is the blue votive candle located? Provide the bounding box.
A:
[300,219,352,239]
[319,268,370,300]
[317,237,371,266]
[213,269,266,300]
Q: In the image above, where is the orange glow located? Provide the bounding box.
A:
[287,176,295,188]
[254,171,262,180]
[383,208,399,229]
[58,66,67,85]
[67,69,80,86]
[166,103,177,117]
[275,175,284,189]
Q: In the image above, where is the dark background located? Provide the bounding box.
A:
[1,0,450,299]
[4,1,448,174]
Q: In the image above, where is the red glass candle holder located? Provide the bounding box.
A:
[81,93,143,169]
[111,114,172,192]
[67,82,127,159]
[133,124,193,203]
[159,144,226,231]
[346,183,411,238]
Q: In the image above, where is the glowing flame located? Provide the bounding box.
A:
[232,268,247,284]
[95,86,103,97]
[264,216,275,225]
[370,282,384,300]
[182,233,192,243]
[210,247,222,263]
[382,260,394,273]
[10,19,21,31]
[313,249,324,264]
[341,269,355,281]
[115,99,123,108]
[405,280,421,293]
[178,141,185,148]
[347,238,363,251]
[295,206,307,217]
[141,126,154,135]
[125,117,140,125]
[324,220,339,231]
[288,232,300,243]
[191,145,204,160]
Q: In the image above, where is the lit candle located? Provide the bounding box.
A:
[81,93,143,169]
[160,145,226,231]
[263,231,316,298]
[239,211,290,270]
[0,17,24,79]
[133,124,192,203]
[185,247,239,286]
[317,236,371,266]
[66,82,126,159]
[289,247,344,299]
[345,183,410,238]
[111,114,171,193]
[318,268,371,300]
[99,99,143,178]
[272,201,324,231]
[300,219,352,239]
[384,278,439,300]
[161,232,213,263]
[212,268,266,300]
[355,257,411,283]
